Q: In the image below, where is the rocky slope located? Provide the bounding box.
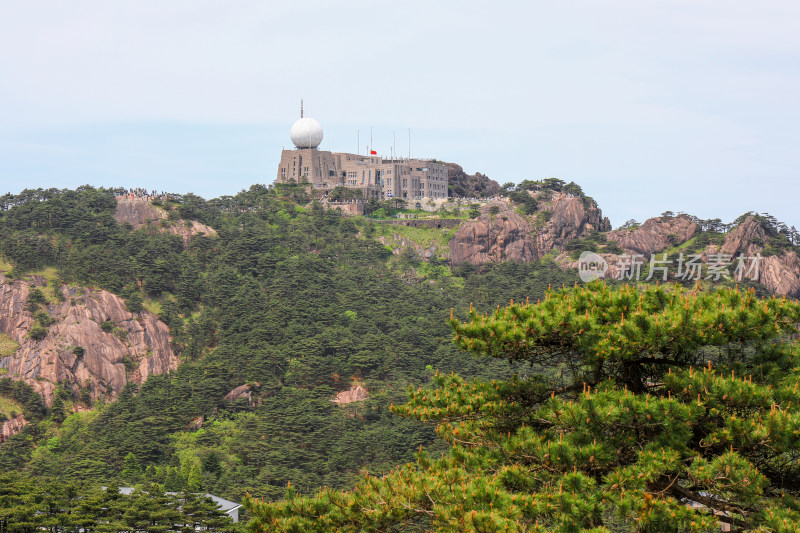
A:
[446,195,800,299]
[712,217,800,297]
[449,201,536,265]
[115,198,217,242]
[449,195,610,265]
[0,415,26,443]
[0,274,178,405]
[334,384,369,404]
[606,215,698,256]
[536,196,611,254]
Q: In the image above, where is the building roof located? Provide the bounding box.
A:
[116,488,241,513]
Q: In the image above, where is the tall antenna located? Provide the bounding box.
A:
[300,99,304,118]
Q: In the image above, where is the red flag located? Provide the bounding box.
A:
[370,150,377,155]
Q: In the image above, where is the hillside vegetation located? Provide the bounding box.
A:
[0,186,576,504]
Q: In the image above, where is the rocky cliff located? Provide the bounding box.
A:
[606,215,698,255]
[114,198,217,242]
[0,275,178,405]
[449,195,609,265]
[713,217,800,298]
[449,202,536,265]
[536,196,611,255]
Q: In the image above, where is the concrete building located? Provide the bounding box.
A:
[276,107,448,201]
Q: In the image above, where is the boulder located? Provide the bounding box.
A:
[0,415,26,443]
[334,385,369,404]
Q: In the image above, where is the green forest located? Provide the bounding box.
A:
[0,186,577,527]
[2,186,800,531]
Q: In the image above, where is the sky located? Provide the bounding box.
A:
[0,0,798,229]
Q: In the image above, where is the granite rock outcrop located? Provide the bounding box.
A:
[449,195,610,265]
[0,275,179,405]
[114,198,216,242]
[334,384,369,404]
[0,415,26,443]
[606,215,698,255]
[716,217,800,298]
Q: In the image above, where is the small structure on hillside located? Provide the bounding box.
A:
[118,487,242,523]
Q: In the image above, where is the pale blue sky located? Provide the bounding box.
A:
[0,0,798,229]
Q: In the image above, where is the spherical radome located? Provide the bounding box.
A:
[290,117,323,149]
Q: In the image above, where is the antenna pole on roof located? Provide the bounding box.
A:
[300,99,303,118]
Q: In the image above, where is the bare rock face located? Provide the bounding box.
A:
[607,215,698,256]
[114,198,167,228]
[717,217,800,298]
[759,253,800,298]
[224,384,255,407]
[114,198,216,242]
[333,384,369,404]
[449,197,609,265]
[0,415,26,443]
[720,216,767,257]
[535,196,610,256]
[449,202,537,265]
[0,275,179,405]
[189,416,204,430]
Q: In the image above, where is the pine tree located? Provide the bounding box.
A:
[246,283,800,532]
[122,451,143,482]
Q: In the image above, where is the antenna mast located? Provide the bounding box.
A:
[300,99,304,118]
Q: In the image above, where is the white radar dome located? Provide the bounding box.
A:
[290,117,323,149]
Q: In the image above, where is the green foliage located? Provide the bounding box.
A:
[0,378,47,421]
[27,324,49,341]
[27,287,47,306]
[0,334,19,358]
[124,291,144,314]
[327,186,362,202]
[0,185,589,506]
[246,284,800,531]
[121,451,142,481]
[508,190,538,214]
[0,471,239,532]
[4,183,795,528]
